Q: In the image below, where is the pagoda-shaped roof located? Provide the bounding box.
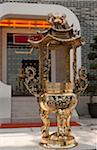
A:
[28,34,82,49]
[29,14,83,49]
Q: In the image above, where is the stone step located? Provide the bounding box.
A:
[11,97,40,121]
[11,96,56,123]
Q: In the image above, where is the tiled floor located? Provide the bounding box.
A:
[0,118,97,150]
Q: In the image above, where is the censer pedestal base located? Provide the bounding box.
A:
[40,132,77,149]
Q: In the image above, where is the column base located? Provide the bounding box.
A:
[40,132,78,149]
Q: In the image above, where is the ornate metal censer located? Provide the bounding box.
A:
[17,14,88,149]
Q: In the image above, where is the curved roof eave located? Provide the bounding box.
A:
[0,2,80,30]
[28,34,82,48]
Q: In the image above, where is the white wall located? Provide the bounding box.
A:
[0,81,11,123]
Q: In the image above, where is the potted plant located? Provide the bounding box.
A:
[86,36,97,118]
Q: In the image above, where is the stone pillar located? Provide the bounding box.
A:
[0,27,2,80]
[0,81,11,123]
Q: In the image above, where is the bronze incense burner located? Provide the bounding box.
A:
[16,14,88,148]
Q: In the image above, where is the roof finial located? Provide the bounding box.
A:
[48,13,69,30]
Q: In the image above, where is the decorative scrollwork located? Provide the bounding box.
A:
[42,45,51,81]
[24,66,41,97]
[40,90,77,112]
[74,66,88,96]
[46,95,76,110]
[25,66,36,82]
[64,82,74,93]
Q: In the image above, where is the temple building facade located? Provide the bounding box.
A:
[0,2,82,123]
[0,0,96,123]
[0,0,96,84]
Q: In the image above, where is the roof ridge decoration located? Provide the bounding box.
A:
[37,13,75,36]
[28,14,82,49]
[48,13,70,30]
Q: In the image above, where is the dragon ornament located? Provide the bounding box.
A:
[74,66,88,96]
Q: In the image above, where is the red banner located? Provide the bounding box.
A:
[14,34,42,44]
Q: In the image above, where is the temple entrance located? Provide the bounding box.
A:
[7,33,39,96]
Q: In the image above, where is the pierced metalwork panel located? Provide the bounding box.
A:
[42,93,77,110]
